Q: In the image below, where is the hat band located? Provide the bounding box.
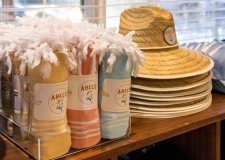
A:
[138,44,179,50]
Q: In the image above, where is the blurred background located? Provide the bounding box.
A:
[0,0,225,44]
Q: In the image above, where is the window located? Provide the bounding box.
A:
[1,0,81,22]
[1,0,225,43]
[105,0,225,44]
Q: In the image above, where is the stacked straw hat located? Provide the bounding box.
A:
[119,6,214,118]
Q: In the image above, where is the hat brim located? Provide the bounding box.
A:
[130,81,211,98]
[131,71,212,91]
[130,98,198,106]
[130,94,212,118]
[130,93,211,112]
[130,84,211,101]
[135,47,214,79]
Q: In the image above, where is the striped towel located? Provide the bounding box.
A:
[28,116,71,160]
[67,108,100,149]
[100,108,130,139]
[98,52,132,139]
[67,50,101,149]
[27,53,71,160]
[182,41,225,93]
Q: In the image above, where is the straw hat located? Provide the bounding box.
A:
[131,71,212,91]
[130,94,208,109]
[130,93,212,118]
[131,81,211,98]
[119,6,214,79]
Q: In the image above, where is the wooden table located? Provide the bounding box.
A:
[1,91,225,160]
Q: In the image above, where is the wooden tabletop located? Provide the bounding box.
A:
[1,91,225,160]
[0,133,33,160]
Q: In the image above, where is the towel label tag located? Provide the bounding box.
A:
[68,73,98,110]
[14,75,30,111]
[101,78,131,112]
[1,67,12,100]
[163,26,176,45]
[34,80,68,120]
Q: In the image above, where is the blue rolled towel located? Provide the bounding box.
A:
[99,109,130,139]
[98,52,132,139]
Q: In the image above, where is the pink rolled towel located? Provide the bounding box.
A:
[67,48,101,149]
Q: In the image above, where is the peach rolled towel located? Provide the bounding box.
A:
[67,49,101,149]
[27,53,71,160]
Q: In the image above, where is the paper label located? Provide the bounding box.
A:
[34,80,68,120]
[68,74,97,110]
[163,26,176,45]
[101,78,131,112]
[13,75,30,111]
[1,68,12,100]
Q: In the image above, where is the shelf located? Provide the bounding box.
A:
[1,91,225,160]
[0,113,131,160]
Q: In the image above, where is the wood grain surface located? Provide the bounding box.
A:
[0,134,33,160]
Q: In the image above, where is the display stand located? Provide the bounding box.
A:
[0,112,131,160]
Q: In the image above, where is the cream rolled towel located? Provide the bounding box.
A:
[0,23,15,118]
[11,54,30,148]
[67,48,101,149]
[27,53,71,160]
[1,65,13,117]
[1,65,13,137]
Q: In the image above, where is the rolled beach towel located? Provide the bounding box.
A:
[67,48,101,149]
[0,23,15,118]
[27,53,71,160]
[98,53,132,139]
[11,54,30,148]
[1,65,13,137]
[100,109,130,139]
[1,65,13,117]
[0,17,78,159]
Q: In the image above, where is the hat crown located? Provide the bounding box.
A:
[119,6,179,49]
